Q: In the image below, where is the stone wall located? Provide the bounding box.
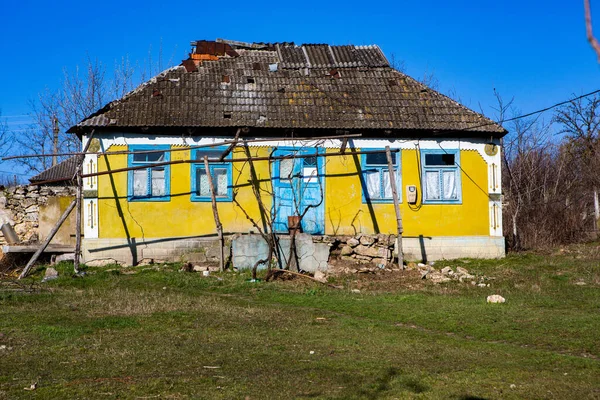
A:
[0,185,76,245]
[328,234,396,266]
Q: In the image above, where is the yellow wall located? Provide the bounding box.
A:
[97,146,490,238]
[323,148,490,236]
[97,146,272,238]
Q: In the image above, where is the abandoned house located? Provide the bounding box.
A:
[66,39,506,268]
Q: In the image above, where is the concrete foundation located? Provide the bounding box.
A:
[398,236,505,262]
[82,234,505,267]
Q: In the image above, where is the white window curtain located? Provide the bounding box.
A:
[365,170,381,199]
[133,169,148,197]
[198,169,209,196]
[151,168,165,197]
[442,170,457,200]
[425,171,440,200]
[382,168,394,198]
[214,168,228,196]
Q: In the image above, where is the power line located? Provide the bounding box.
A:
[500,88,600,124]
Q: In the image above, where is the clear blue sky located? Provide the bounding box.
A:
[1,0,598,139]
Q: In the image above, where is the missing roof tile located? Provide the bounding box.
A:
[247,77,255,84]
[253,62,262,71]
[223,113,232,119]
[222,75,231,83]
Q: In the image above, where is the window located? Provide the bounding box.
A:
[128,145,170,201]
[421,149,461,203]
[191,148,232,201]
[361,150,401,203]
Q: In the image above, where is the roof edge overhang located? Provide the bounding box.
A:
[68,125,508,140]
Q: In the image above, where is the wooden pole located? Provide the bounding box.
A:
[73,165,83,273]
[29,148,400,187]
[385,146,404,268]
[18,199,76,279]
[204,156,225,271]
[73,132,95,274]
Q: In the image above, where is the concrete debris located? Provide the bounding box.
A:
[487,294,506,303]
[42,267,58,282]
[86,259,127,268]
[313,270,327,283]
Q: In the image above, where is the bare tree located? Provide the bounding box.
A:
[15,48,172,173]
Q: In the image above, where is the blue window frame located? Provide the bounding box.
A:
[127,145,170,201]
[191,148,233,202]
[361,150,401,203]
[421,149,461,204]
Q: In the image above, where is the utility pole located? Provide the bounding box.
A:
[52,116,59,167]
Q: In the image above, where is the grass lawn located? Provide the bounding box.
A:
[1,245,599,399]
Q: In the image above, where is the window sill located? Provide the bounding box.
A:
[191,196,233,202]
[127,196,171,202]
[422,200,462,205]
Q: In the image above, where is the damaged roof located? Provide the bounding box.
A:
[69,40,506,136]
[29,156,77,184]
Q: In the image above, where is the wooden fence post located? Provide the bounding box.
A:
[204,156,225,271]
[385,146,404,268]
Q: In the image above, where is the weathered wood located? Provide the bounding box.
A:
[204,156,225,271]
[2,245,75,253]
[385,146,404,268]
[219,128,240,161]
[73,167,83,273]
[18,199,76,279]
[28,148,399,187]
[340,138,348,153]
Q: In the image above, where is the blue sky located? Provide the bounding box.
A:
[1,0,598,147]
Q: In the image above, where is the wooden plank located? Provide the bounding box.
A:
[385,146,404,268]
[3,245,75,253]
[204,156,225,271]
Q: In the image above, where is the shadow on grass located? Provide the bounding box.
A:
[353,367,429,399]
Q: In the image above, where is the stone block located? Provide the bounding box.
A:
[359,235,375,246]
[232,234,270,270]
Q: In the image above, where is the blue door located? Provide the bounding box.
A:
[272,148,324,234]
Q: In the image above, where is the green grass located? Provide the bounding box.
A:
[1,246,599,399]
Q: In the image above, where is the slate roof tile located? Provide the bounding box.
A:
[70,42,505,136]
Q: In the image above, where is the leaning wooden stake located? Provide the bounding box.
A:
[18,199,76,279]
[204,156,225,271]
[385,146,404,268]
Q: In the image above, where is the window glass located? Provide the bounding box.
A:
[304,156,317,167]
[366,152,395,165]
[422,150,460,203]
[280,158,294,181]
[133,151,165,163]
[195,149,223,160]
[128,147,170,201]
[425,153,454,166]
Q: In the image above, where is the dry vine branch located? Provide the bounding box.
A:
[585,0,600,62]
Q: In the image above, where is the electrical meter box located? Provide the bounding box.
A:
[406,185,418,204]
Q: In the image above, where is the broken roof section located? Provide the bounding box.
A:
[29,156,77,185]
[69,39,506,137]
